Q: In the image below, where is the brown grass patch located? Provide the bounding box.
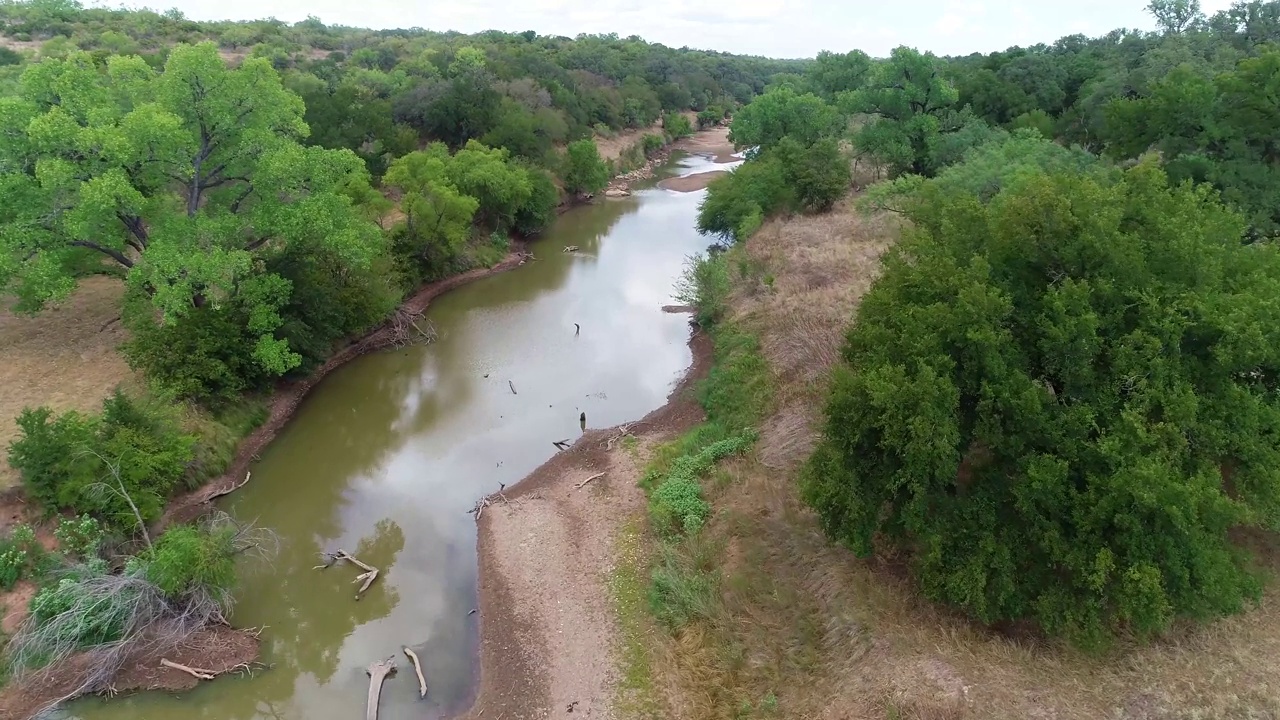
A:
[0,277,139,489]
[646,195,1280,720]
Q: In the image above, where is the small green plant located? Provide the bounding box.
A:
[674,252,732,327]
[641,132,665,156]
[0,548,28,590]
[54,515,105,561]
[648,543,716,629]
[647,433,755,536]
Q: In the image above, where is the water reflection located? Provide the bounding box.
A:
[66,154,718,720]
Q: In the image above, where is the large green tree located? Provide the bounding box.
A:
[727,85,841,155]
[806,160,1280,646]
[0,43,382,373]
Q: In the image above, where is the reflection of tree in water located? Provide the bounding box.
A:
[284,519,404,683]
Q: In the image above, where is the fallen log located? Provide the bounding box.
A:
[403,646,427,698]
[161,658,217,680]
[206,471,252,502]
[315,549,383,600]
[366,657,398,720]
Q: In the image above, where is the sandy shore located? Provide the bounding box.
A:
[658,170,728,192]
[459,328,711,720]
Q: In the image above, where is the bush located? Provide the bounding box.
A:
[561,139,610,196]
[512,167,559,237]
[54,515,105,562]
[774,136,851,211]
[143,524,237,601]
[123,299,273,406]
[7,392,196,530]
[0,548,27,590]
[696,108,721,130]
[805,161,1279,647]
[663,112,693,139]
[696,154,793,243]
[674,252,732,327]
[641,132,665,156]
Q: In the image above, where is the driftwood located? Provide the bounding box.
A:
[206,471,252,502]
[366,656,398,720]
[403,646,427,698]
[574,472,605,490]
[315,549,382,600]
[604,422,647,451]
[563,245,579,252]
[365,308,437,352]
[161,658,217,680]
[553,438,571,451]
[509,380,518,395]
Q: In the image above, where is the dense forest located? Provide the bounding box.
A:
[685,0,1280,648]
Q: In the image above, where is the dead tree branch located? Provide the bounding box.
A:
[161,658,217,680]
[366,657,398,720]
[315,549,382,600]
[574,472,605,490]
[403,646,427,698]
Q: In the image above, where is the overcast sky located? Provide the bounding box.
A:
[118,0,1239,58]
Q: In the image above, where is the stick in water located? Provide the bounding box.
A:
[403,646,428,698]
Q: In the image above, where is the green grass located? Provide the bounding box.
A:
[610,518,663,718]
[182,396,268,490]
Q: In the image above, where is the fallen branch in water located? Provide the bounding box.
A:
[574,472,605,490]
[366,657,397,720]
[206,471,252,503]
[403,646,427,698]
[553,438,571,451]
[315,549,382,600]
[509,380,518,395]
[160,658,217,680]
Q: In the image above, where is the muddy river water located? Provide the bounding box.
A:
[62,152,733,720]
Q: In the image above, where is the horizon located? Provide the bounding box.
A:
[108,0,1240,59]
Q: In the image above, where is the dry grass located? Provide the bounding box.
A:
[645,197,1280,720]
[0,277,139,489]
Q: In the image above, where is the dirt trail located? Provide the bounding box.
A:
[459,330,711,720]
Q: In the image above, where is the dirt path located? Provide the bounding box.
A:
[459,329,711,720]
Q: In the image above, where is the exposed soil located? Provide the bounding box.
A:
[0,624,259,719]
[0,276,139,489]
[658,170,728,192]
[673,125,738,164]
[159,248,531,530]
[457,326,712,720]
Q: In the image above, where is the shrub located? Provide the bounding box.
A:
[7,392,196,530]
[663,112,694,139]
[674,252,731,327]
[805,161,1279,647]
[143,524,237,601]
[512,167,559,237]
[774,136,851,211]
[696,108,721,129]
[648,545,716,629]
[54,515,105,562]
[122,299,273,406]
[0,548,27,590]
[641,132,665,156]
[696,154,793,243]
[561,139,610,196]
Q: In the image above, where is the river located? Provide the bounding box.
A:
[61,151,732,720]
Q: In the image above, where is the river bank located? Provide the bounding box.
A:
[456,132,740,720]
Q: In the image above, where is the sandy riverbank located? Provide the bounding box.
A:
[458,328,712,720]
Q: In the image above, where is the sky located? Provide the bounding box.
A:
[117,0,1240,59]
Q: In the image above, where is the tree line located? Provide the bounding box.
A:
[696,0,1280,648]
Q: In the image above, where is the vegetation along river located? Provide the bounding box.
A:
[60,151,732,720]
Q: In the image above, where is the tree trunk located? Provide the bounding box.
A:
[366,657,397,720]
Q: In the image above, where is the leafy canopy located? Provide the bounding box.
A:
[0,42,383,374]
[728,85,841,155]
[806,159,1280,647]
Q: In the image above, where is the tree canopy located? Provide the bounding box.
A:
[806,159,1280,646]
[0,42,382,374]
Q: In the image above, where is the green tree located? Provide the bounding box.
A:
[0,43,383,377]
[384,144,480,263]
[774,136,851,211]
[728,86,841,155]
[806,160,1280,647]
[1149,0,1205,34]
[561,139,609,196]
[844,46,981,177]
[806,49,872,100]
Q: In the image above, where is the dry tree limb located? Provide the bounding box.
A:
[574,472,605,490]
[508,380,518,395]
[315,549,382,600]
[161,658,217,680]
[403,646,427,698]
[553,439,571,451]
[207,471,252,503]
[366,656,398,720]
